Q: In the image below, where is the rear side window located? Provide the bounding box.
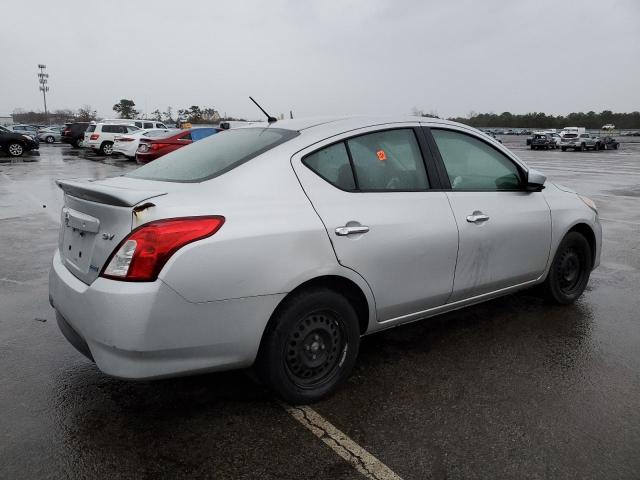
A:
[303,143,355,191]
[135,122,142,128]
[86,125,96,133]
[347,129,429,190]
[128,127,299,182]
[157,123,167,129]
[431,129,522,190]
[191,128,216,141]
[144,122,153,129]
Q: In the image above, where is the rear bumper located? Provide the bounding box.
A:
[49,250,285,379]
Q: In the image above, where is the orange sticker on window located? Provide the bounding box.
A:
[376,149,387,161]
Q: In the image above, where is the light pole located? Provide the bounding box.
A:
[37,64,49,124]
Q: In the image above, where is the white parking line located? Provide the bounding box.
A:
[281,403,403,480]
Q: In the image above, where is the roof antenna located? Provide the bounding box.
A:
[249,96,277,123]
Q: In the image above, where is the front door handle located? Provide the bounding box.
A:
[466,211,490,224]
[335,225,370,236]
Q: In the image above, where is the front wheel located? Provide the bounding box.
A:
[561,147,567,152]
[580,143,586,152]
[7,142,24,157]
[542,232,592,304]
[257,288,360,404]
[45,136,55,144]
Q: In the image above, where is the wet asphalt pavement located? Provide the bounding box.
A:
[1,137,640,479]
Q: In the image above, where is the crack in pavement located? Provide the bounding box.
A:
[281,402,403,480]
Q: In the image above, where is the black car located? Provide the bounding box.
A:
[61,122,90,148]
[601,136,620,150]
[0,125,39,157]
[530,133,555,150]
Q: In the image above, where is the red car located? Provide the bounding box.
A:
[136,127,221,164]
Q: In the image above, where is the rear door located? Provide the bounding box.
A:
[292,125,459,322]
[425,126,551,302]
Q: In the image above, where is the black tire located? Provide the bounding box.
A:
[604,143,608,150]
[531,145,535,150]
[99,141,114,156]
[72,138,82,148]
[580,143,586,152]
[7,142,24,157]
[542,232,592,304]
[561,147,567,152]
[614,144,618,150]
[257,288,360,404]
[45,136,55,144]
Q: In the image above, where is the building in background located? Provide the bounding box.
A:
[0,115,14,126]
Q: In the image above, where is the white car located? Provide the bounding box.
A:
[113,129,173,159]
[84,123,141,155]
[102,119,169,130]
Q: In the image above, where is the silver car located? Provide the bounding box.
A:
[49,116,602,403]
[38,127,63,144]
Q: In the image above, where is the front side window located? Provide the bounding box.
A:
[347,129,429,190]
[135,122,142,128]
[144,122,153,129]
[431,129,522,190]
[303,142,355,190]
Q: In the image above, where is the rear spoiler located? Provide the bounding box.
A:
[56,179,167,207]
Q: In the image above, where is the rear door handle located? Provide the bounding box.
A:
[466,212,490,224]
[335,225,370,236]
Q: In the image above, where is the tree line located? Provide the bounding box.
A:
[446,111,640,129]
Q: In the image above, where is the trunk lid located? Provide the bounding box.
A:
[56,177,169,284]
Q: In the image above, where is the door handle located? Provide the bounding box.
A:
[466,212,490,224]
[335,225,370,236]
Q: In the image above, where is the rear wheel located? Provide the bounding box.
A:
[561,147,567,152]
[45,136,55,144]
[7,142,24,157]
[542,232,592,304]
[257,288,360,404]
[72,138,82,148]
[580,143,586,152]
[99,141,114,155]
[614,144,619,150]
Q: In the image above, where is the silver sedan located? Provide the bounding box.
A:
[49,116,601,403]
[38,127,62,143]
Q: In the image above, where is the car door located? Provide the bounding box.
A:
[425,126,551,302]
[291,126,459,322]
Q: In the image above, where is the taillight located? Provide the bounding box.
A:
[150,142,171,151]
[118,137,134,142]
[90,133,99,140]
[101,216,225,282]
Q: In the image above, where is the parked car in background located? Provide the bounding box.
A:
[136,127,221,164]
[112,128,173,159]
[84,123,141,155]
[0,125,39,156]
[38,126,63,144]
[560,133,600,151]
[10,124,39,141]
[61,122,90,148]
[482,131,503,143]
[601,136,620,150]
[548,132,562,147]
[531,133,556,150]
[49,116,601,403]
[103,119,168,130]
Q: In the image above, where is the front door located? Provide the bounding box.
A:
[292,126,459,321]
[427,126,552,302]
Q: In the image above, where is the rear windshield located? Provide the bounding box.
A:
[127,127,299,183]
[86,125,96,133]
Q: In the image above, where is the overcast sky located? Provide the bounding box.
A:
[1,0,639,119]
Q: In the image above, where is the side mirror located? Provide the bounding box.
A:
[526,169,546,191]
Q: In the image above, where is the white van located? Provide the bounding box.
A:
[561,127,586,136]
[103,119,168,130]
